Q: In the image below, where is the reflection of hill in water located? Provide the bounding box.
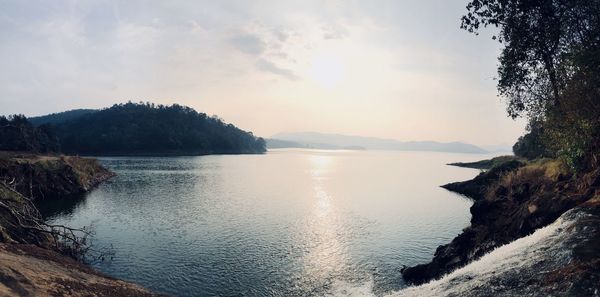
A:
[37,192,89,219]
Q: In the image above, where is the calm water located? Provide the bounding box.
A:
[47,149,489,297]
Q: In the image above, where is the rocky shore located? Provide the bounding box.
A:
[402,156,600,291]
[397,203,600,297]
[0,152,159,296]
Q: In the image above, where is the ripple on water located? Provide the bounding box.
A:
[47,151,485,296]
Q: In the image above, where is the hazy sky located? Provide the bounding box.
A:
[0,0,526,145]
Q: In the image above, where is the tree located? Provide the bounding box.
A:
[462,0,600,167]
[512,120,546,159]
[0,115,60,153]
[52,102,266,155]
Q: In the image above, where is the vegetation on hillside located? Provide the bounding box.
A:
[0,115,60,153]
[442,158,526,199]
[3,102,266,156]
[462,0,600,169]
[49,102,266,155]
[29,109,97,126]
[404,0,600,286]
[448,155,524,170]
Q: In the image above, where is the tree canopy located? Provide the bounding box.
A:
[3,102,265,156]
[29,109,97,126]
[0,115,60,153]
[462,0,600,167]
[48,102,266,155]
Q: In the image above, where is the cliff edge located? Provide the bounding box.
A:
[402,157,600,289]
[0,152,159,296]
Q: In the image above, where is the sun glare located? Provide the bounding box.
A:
[309,54,345,88]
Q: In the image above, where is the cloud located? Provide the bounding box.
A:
[229,32,265,55]
[322,24,348,40]
[114,22,160,53]
[274,29,289,42]
[0,0,525,145]
[256,58,299,80]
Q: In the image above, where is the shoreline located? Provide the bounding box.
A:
[396,204,600,296]
[0,152,160,296]
[401,156,600,293]
[4,152,598,295]
[0,243,161,296]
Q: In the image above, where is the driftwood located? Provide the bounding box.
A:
[0,180,105,262]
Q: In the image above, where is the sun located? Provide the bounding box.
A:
[309,54,345,88]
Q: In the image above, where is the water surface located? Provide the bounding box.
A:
[48,149,489,296]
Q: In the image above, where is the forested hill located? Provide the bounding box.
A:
[31,102,266,155]
[29,109,97,126]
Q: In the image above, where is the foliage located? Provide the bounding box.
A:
[512,120,547,159]
[29,109,97,126]
[487,158,570,200]
[0,115,60,153]
[448,155,524,170]
[462,0,600,168]
[52,102,266,155]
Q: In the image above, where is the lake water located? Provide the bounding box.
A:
[46,149,490,296]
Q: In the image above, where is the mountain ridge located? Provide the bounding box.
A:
[26,102,266,156]
[270,131,488,154]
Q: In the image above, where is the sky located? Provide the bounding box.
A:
[0,0,526,146]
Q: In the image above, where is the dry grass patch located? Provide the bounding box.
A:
[486,158,571,200]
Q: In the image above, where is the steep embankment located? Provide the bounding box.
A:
[0,152,115,200]
[396,204,600,296]
[0,152,159,296]
[441,159,526,199]
[0,243,157,297]
[403,157,600,286]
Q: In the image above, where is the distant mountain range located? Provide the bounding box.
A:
[266,138,367,150]
[29,109,502,155]
[480,144,513,153]
[268,132,490,154]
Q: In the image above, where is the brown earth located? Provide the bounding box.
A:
[0,152,115,201]
[0,152,161,296]
[0,243,160,297]
[403,157,600,285]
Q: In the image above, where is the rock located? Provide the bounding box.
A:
[397,206,600,296]
[441,160,525,200]
[404,159,599,285]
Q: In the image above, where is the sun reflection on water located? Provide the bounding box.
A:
[310,154,335,217]
[314,186,332,217]
[297,154,353,290]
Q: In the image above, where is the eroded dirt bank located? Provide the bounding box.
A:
[402,156,600,293]
[395,203,600,297]
[0,152,160,296]
[0,243,159,297]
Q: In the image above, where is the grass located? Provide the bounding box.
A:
[0,151,114,197]
[448,155,525,170]
[489,158,571,199]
